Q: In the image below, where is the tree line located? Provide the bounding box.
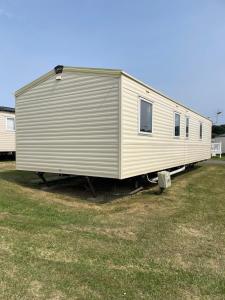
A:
[212,124,225,137]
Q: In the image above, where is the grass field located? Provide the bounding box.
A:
[0,161,225,299]
[212,154,225,161]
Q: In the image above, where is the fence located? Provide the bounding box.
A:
[211,143,222,158]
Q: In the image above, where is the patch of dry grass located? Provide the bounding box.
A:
[0,161,15,171]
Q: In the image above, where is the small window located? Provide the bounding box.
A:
[174,113,180,137]
[6,117,15,131]
[200,122,203,139]
[186,117,189,138]
[139,98,152,134]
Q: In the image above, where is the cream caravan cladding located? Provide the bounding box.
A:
[15,66,212,179]
[120,74,212,179]
[16,67,120,178]
[0,107,16,152]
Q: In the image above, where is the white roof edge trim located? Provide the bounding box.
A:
[15,66,212,123]
[65,66,122,74]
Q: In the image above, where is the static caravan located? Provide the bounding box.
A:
[0,106,16,154]
[212,134,225,154]
[15,66,212,181]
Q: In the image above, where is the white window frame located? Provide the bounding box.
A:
[185,116,190,139]
[200,122,203,140]
[174,112,181,138]
[5,116,16,132]
[138,97,153,135]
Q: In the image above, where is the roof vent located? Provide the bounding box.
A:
[54,65,64,74]
[54,65,64,80]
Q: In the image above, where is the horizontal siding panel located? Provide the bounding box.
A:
[17,120,118,129]
[18,88,118,104]
[17,111,118,122]
[0,112,16,152]
[17,94,118,113]
[16,72,120,178]
[17,156,117,163]
[17,104,118,117]
[15,164,120,178]
[121,75,212,179]
[19,78,118,102]
[17,157,118,166]
[16,143,117,149]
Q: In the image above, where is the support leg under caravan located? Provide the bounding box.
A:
[36,172,48,185]
[36,172,97,198]
[85,176,96,198]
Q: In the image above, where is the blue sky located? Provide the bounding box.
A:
[0,0,225,123]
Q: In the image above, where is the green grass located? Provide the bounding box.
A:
[0,161,225,299]
[212,154,225,161]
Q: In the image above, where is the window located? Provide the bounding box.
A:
[186,117,189,138]
[6,117,15,131]
[200,122,203,139]
[139,98,152,134]
[174,113,180,137]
